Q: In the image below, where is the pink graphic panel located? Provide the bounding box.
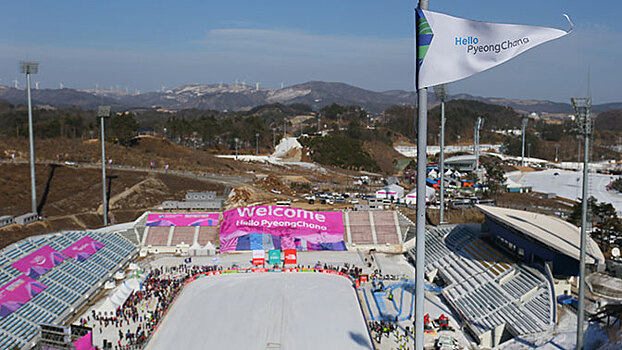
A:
[146,213,219,227]
[0,276,47,317]
[61,237,105,262]
[11,245,66,279]
[73,331,94,350]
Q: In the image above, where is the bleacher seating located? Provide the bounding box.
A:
[372,211,400,244]
[347,211,374,244]
[171,227,195,246]
[197,226,219,246]
[0,230,138,348]
[145,227,170,246]
[407,224,554,347]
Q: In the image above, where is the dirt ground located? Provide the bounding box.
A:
[0,163,224,248]
[0,136,257,174]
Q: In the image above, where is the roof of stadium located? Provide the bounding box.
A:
[476,204,605,267]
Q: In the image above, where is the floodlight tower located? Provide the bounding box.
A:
[21,61,39,214]
[572,96,591,350]
[98,106,111,226]
[521,117,529,166]
[434,84,448,224]
[474,117,484,175]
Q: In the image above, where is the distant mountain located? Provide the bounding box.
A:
[0,82,619,115]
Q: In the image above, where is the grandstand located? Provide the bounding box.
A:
[407,225,555,348]
[343,211,403,248]
[476,204,606,276]
[135,210,409,253]
[0,230,137,350]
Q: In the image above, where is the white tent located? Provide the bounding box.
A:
[93,276,144,316]
[188,242,203,256]
[205,241,217,256]
[375,184,405,200]
[404,186,436,205]
[114,270,125,280]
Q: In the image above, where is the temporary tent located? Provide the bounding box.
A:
[375,184,405,200]
[204,241,217,256]
[404,187,436,205]
[93,274,144,316]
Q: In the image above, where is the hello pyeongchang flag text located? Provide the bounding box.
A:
[416,9,572,89]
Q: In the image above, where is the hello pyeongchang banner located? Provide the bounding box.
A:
[219,206,346,252]
[416,9,572,89]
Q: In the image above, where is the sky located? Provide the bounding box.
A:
[0,0,620,103]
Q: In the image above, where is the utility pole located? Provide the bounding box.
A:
[521,117,528,167]
[415,1,428,349]
[284,119,287,138]
[255,133,259,155]
[572,96,591,350]
[21,61,39,215]
[434,84,447,224]
[272,128,276,149]
[98,106,111,226]
[555,144,559,162]
[474,117,484,175]
[528,143,531,160]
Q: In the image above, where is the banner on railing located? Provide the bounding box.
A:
[11,245,66,279]
[61,237,104,262]
[0,276,47,317]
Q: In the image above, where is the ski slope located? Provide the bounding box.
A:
[146,273,372,350]
[509,169,622,215]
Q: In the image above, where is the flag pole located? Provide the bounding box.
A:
[415,1,428,349]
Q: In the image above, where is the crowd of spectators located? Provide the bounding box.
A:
[79,261,367,349]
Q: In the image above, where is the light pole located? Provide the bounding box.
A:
[527,143,531,161]
[272,128,276,149]
[434,84,447,224]
[21,61,39,215]
[415,2,429,349]
[234,138,239,160]
[572,96,591,350]
[98,106,111,226]
[521,117,528,167]
[255,133,259,155]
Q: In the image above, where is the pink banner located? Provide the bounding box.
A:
[11,245,66,280]
[0,276,47,317]
[74,331,94,350]
[219,206,346,252]
[61,237,104,262]
[146,213,220,227]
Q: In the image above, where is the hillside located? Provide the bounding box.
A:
[2,82,619,115]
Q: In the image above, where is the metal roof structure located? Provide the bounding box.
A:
[476,204,605,268]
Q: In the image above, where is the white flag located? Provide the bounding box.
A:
[416,9,572,89]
